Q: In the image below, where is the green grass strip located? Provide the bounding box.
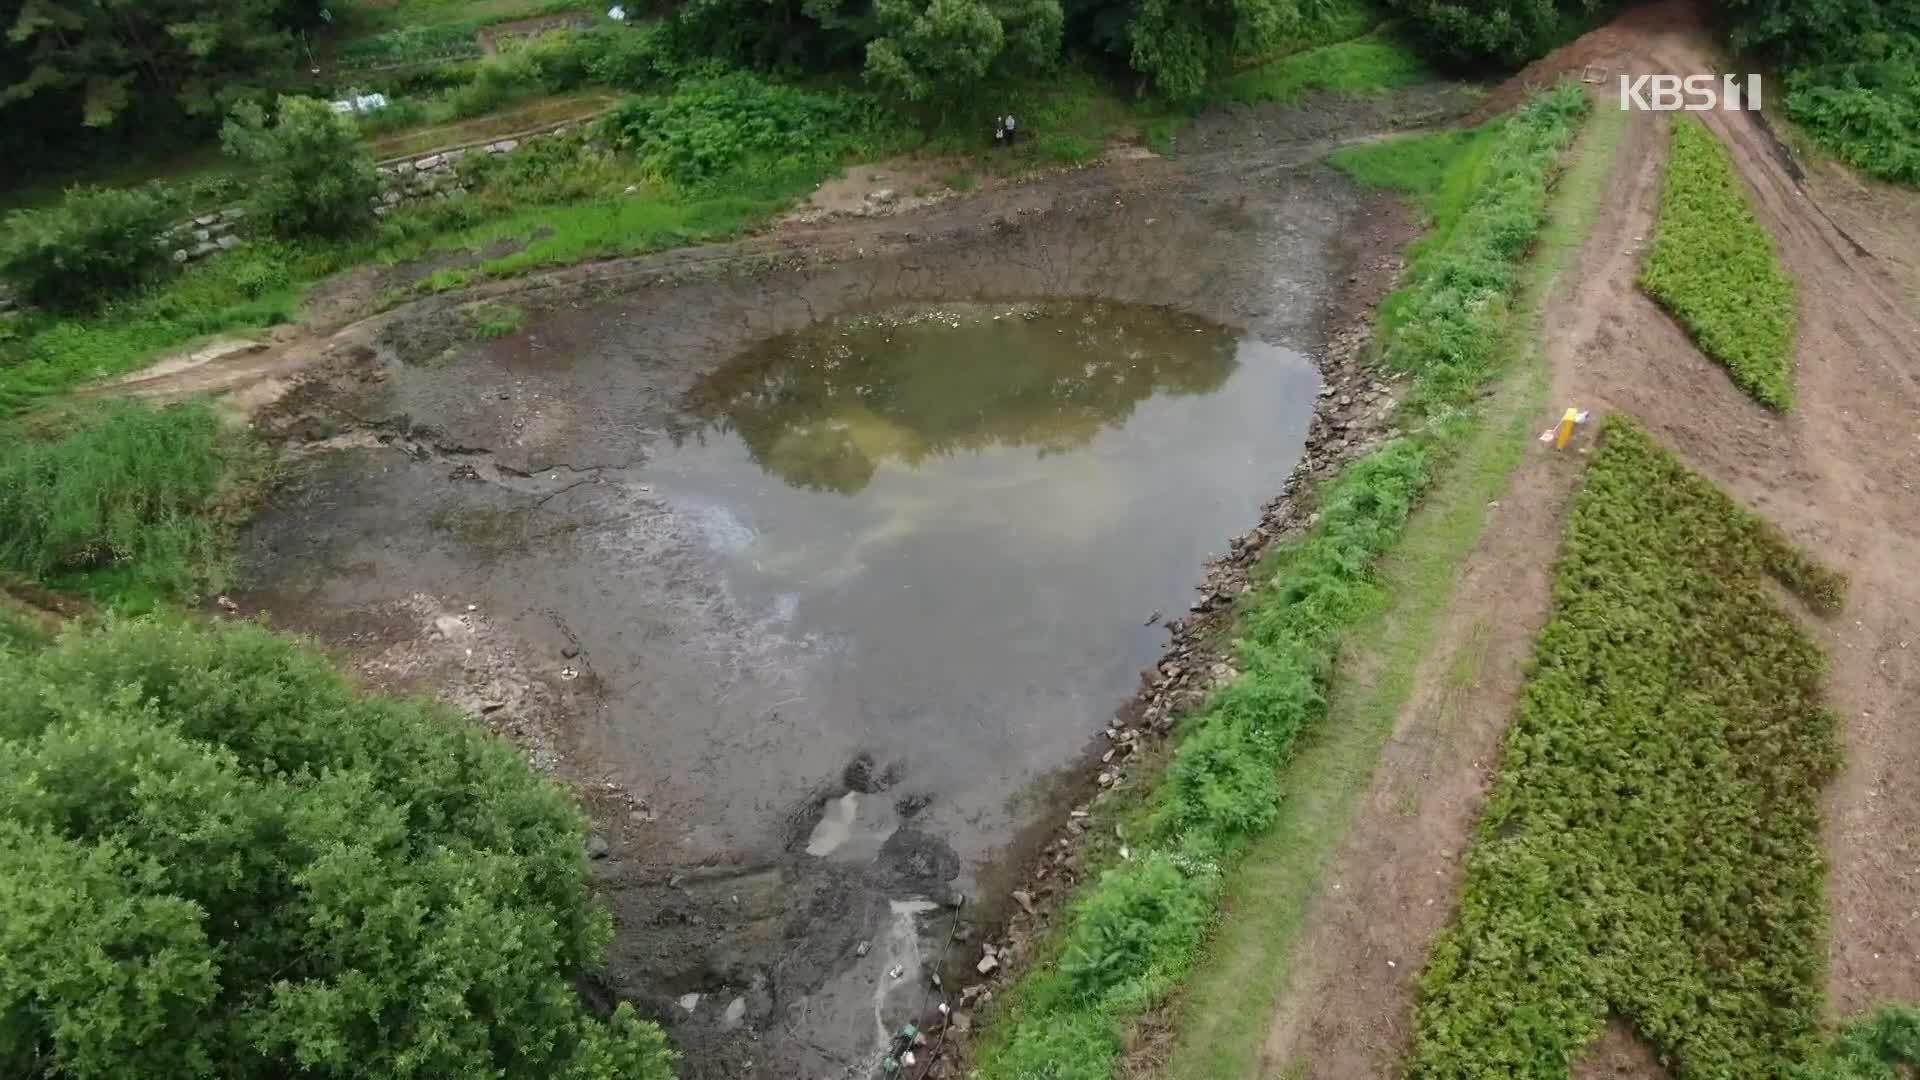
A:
[1639,116,1798,410]
[1166,95,1629,1080]
[1411,417,1845,1078]
[971,81,1591,1080]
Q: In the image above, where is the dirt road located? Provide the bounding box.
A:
[1251,4,1920,1076]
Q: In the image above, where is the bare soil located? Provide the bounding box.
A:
[1249,3,1920,1076]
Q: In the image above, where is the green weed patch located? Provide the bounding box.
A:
[1222,33,1431,106]
[0,402,258,607]
[1412,418,1844,1078]
[974,82,1589,1080]
[1343,84,1588,410]
[1801,1005,1920,1079]
[1639,117,1797,409]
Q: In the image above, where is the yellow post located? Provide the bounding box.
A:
[1555,407,1580,449]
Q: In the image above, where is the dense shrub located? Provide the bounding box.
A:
[0,618,677,1080]
[1786,61,1920,186]
[666,0,1330,102]
[1385,0,1613,66]
[1411,419,1842,1079]
[1639,116,1797,409]
[0,185,178,311]
[0,403,244,599]
[222,95,381,240]
[604,73,889,188]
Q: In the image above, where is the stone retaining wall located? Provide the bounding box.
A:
[164,119,591,266]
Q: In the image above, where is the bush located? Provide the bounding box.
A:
[1639,116,1797,409]
[1386,0,1612,66]
[0,618,678,1080]
[0,402,247,600]
[0,185,178,311]
[1411,419,1843,1079]
[222,96,382,241]
[1786,66,1920,187]
[603,72,890,188]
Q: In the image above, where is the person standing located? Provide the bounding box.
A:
[1004,113,1018,146]
[993,114,1006,149]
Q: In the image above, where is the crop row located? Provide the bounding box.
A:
[1411,417,1844,1077]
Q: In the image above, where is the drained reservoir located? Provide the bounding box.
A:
[239,149,1365,1075]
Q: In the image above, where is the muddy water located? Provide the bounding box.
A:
[637,300,1307,838]
[585,300,1313,1065]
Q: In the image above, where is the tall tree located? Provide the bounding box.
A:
[1,0,319,132]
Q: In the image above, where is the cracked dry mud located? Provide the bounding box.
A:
[209,87,1471,1079]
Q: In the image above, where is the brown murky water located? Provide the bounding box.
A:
[628,301,1311,868]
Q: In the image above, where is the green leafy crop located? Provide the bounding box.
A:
[1639,117,1797,410]
[1412,418,1844,1078]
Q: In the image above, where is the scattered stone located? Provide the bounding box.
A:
[414,154,442,170]
[722,996,747,1029]
[951,1011,972,1035]
[216,235,242,250]
[855,940,871,958]
[677,992,700,1013]
[1011,890,1034,915]
[561,645,581,659]
[194,213,218,227]
[889,964,905,980]
[586,834,610,859]
[866,188,898,206]
[975,954,999,976]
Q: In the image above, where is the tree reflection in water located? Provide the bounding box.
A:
[679,303,1240,494]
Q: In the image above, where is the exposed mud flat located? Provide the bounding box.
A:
[230,101,1441,1078]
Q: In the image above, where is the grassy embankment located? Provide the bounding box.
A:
[970,82,1594,1080]
[1410,417,1844,1077]
[0,403,263,612]
[1639,116,1797,409]
[1161,96,1630,1079]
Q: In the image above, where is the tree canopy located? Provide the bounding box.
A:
[0,618,674,1080]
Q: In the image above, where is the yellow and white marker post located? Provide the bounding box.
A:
[1540,408,1591,449]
